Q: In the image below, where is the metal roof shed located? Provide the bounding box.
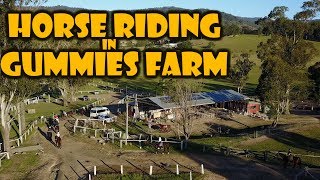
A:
[148,93,216,110]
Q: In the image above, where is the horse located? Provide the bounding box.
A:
[55,136,62,149]
[47,130,53,142]
[53,125,60,133]
[154,142,170,154]
[289,154,302,168]
[277,152,302,168]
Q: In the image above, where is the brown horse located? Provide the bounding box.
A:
[154,142,170,154]
[277,152,302,168]
[55,136,62,149]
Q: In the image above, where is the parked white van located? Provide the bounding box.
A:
[90,107,110,118]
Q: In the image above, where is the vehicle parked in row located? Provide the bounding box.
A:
[90,107,110,118]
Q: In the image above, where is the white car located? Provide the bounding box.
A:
[90,107,110,118]
[98,115,115,123]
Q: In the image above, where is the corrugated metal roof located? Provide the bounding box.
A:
[148,93,215,110]
[147,90,250,110]
[203,90,250,103]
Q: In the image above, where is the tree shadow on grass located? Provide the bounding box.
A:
[266,130,320,153]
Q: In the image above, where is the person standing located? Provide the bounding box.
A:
[55,132,61,149]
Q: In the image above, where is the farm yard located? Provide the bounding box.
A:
[0,76,320,180]
[3,0,320,180]
[0,31,320,179]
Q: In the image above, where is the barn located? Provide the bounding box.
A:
[132,90,256,119]
[202,90,251,113]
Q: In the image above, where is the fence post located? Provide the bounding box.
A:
[201,164,204,175]
[264,151,268,162]
[139,134,142,149]
[176,164,179,175]
[88,174,91,180]
[189,171,192,180]
[180,141,183,151]
[94,130,97,138]
[94,166,97,176]
[121,165,123,175]
[226,147,230,156]
[149,166,153,175]
[120,140,123,148]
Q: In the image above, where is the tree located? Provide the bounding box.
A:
[257,34,316,116]
[46,77,88,107]
[0,0,47,153]
[257,4,318,123]
[205,42,215,49]
[0,92,15,154]
[295,0,320,20]
[223,23,241,36]
[177,41,192,49]
[308,62,320,103]
[165,79,203,141]
[268,6,289,20]
[230,53,255,93]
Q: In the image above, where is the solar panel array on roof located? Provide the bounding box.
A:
[149,93,215,110]
[203,90,250,103]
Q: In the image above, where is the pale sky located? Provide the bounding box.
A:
[43,0,315,18]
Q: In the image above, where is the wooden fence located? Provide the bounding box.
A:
[0,152,10,167]
[78,90,106,94]
[9,117,46,148]
[76,98,106,111]
[73,119,122,141]
[192,142,320,166]
[8,98,106,148]
[119,134,184,151]
[58,159,205,179]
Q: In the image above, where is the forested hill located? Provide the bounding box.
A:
[31,5,259,29]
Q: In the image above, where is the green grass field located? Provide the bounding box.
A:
[105,35,320,96]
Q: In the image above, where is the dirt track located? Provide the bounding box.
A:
[0,116,302,180]
[0,93,311,180]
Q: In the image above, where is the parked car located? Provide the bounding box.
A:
[90,107,110,118]
[97,115,115,123]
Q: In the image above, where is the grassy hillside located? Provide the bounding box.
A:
[109,35,320,96]
[192,35,269,87]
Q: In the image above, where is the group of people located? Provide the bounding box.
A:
[46,114,62,149]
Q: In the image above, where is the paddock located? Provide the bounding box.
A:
[73,119,122,140]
